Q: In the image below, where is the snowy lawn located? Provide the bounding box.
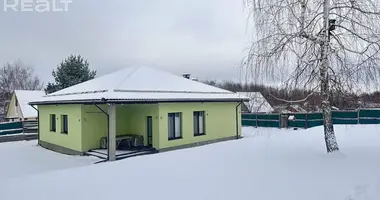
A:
[1,125,380,200]
[0,140,99,180]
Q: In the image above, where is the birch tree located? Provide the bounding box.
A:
[244,0,380,152]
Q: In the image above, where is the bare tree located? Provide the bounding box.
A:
[243,0,380,152]
[0,60,43,116]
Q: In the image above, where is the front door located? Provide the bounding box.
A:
[147,116,153,147]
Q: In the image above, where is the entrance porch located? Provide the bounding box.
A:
[86,148,157,160]
[82,103,159,161]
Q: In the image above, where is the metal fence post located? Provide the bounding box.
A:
[255,113,258,128]
[357,109,360,124]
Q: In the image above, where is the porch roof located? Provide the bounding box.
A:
[30,66,248,105]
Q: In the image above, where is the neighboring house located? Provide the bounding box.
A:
[237,92,274,113]
[6,90,45,122]
[30,66,248,161]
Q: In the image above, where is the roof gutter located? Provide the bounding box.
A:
[29,98,249,106]
[236,101,242,139]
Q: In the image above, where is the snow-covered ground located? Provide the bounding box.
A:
[0,141,99,179]
[1,125,380,200]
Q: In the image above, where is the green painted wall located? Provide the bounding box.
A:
[39,102,241,153]
[39,104,82,152]
[157,102,241,149]
[81,105,107,152]
[116,104,159,148]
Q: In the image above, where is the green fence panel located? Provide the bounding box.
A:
[0,129,23,136]
[249,114,258,120]
[359,110,380,118]
[308,120,324,128]
[242,114,259,120]
[359,118,380,124]
[0,122,23,131]
[242,109,380,128]
[242,120,257,127]
[332,111,358,119]
[308,113,323,120]
[257,114,280,120]
[288,120,306,128]
[257,120,279,128]
[332,119,358,124]
[242,114,252,120]
[292,114,307,120]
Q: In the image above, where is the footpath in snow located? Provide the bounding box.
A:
[1,125,380,200]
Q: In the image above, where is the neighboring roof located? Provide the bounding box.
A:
[14,90,45,118]
[237,92,274,113]
[30,66,248,105]
[289,104,307,113]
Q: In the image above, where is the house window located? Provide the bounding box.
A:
[168,113,182,140]
[15,98,18,107]
[50,114,56,132]
[193,111,205,136]
[61,115,68,134]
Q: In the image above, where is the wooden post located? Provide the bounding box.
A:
[305,113,308,129]
[108,104,116,161]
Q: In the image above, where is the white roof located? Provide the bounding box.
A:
[237,92,274,113]
[30,66,248,104]
[15,90,45,118]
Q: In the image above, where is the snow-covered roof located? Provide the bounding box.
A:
[30,66,248,105]
[237,92,274,113]
[15,90,45,118]
[289,104,307,113]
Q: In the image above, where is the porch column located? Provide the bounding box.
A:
[108,104,116,161]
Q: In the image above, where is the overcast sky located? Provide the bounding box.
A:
[0,0,251,85]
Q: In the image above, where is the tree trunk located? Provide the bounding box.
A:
[320,0,339,153]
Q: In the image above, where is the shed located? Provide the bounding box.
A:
[6,90,45,122]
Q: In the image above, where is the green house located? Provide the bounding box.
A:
[30,66,247,161]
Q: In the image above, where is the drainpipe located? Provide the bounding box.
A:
[30,105,39,145]
[94,104,109,160]
[236,101,242,139]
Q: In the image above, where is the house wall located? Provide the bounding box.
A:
[157,102,241,150]
[81,105,108,152]
[39,102,241,154]
[116,104,159,148]
[39,104,83,152]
